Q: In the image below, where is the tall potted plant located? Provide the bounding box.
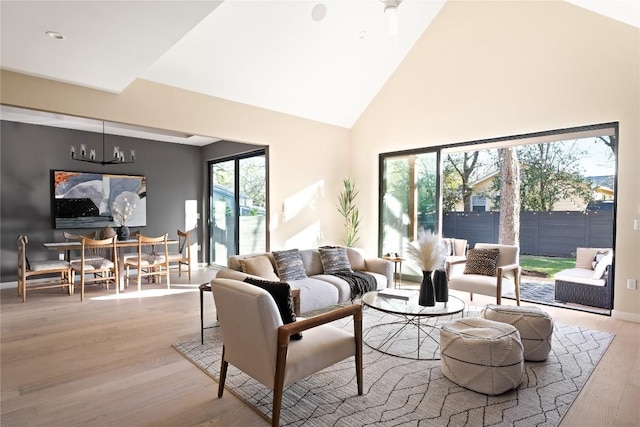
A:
[405,228,443,306]
[337,176,361,247]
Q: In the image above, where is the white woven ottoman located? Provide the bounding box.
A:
[481,304,553,361]
[440,318,524,395]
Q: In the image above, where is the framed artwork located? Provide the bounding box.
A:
[52,170,146,229]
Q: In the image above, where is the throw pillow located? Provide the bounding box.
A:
[464,248,500,277]
[318,246,352,274]
[239,255,279,281]
[592,251,613,280]
[243,277,302,340]
[592,250,609,269]
[272,249,308,281]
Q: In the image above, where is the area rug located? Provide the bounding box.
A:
[173,309,613,427]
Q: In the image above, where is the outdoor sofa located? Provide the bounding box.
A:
[553,247,613,309]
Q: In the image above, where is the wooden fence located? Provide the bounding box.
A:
[442,210,614,257]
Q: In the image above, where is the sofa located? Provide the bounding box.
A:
[215,247,393,313]
[553,247,613,309]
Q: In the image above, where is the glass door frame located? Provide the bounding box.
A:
[207,148,269,266]
[378,147,442,259]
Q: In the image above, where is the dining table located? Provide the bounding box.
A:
[43,238,178,291]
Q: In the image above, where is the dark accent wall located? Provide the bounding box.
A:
[0,120,202,282]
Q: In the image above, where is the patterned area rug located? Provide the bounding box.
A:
[173,308,613,427]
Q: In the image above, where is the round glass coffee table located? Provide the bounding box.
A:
[361,291,465,360]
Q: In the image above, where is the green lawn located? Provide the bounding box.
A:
[519,255,575,277]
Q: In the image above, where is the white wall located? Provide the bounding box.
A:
[351,0,640,319]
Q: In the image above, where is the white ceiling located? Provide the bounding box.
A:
[1,0,638,142]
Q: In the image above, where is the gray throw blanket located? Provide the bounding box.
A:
[332,270,377,301]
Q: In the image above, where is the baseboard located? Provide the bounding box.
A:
[611,309,640,323]
[1,281,18,290]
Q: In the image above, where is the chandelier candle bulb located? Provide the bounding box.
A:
[70,146,75,158]
[113,146,119,158]
[80,144,86,157]
[89,149,96,160]
[130,150,135,161]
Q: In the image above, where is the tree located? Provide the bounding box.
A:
[497,147,520,245]
[518,142,593,211]
[441,162,460,213]
[446,152,480,211]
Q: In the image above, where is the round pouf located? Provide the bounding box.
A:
[440,318,524,396]
[481,304,553,362]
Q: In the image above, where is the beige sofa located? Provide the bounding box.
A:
[215,248,393,313]
[554,247,613,309]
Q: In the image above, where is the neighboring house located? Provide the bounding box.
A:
[453,171,614,212]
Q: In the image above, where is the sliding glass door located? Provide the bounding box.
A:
[380,150,440,268]
[209,150,267,266]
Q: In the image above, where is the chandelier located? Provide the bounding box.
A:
[70,121,135,165]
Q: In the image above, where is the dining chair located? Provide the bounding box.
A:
[69,236,119,301]
[62,230,97,262]
[167,229,191,280]
[446,243,521,305]
[211,278,363,427]
[17,235,71,303]
[125,233,170,291]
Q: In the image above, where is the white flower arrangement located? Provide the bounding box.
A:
[111,193,137,226]
[405,228,443,272]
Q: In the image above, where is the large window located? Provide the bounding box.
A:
[379,123,618,300]
[209,150,267,266]
[379,150,440,277]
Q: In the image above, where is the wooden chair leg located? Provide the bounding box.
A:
[218,347,228,398]
[272,346,288,427]
[355,315,363,395]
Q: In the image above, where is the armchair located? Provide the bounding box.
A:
[446,243,521,305]
[210,278,363,427]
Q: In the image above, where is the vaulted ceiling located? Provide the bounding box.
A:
[1,0,638,135]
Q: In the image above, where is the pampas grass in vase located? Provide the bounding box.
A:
[406,229,443,306]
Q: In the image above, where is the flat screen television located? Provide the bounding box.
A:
[51,170,146,229]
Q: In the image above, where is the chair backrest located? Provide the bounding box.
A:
[474,243,519,267]
[177,229,190,257]
[17,235,28,274]
[79,236,118,270]
[210,278,283,389]
[63,231,97,241]
[136,233,169,261]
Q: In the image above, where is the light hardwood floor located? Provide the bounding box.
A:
[2,269,638,426]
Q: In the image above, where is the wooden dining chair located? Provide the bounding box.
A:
[167,229,191,280]
[63,230,97,262]
[17,235,71,302]
[69,236,119,301]
[125,233,170,291]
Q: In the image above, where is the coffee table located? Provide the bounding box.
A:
[361,291,465,360]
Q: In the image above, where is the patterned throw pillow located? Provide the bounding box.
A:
[272,249,308,281]
[243,277,302,340]
[464,248,500,277]
[318,246,352,274]
[592,250,609,269]
[239,255,279,281]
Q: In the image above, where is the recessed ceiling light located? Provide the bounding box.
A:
[46,31,66,40]
[359,31,367,39]
[311,3,327,22]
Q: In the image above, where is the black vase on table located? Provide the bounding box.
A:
[419,270,436,307]
[116,226,130,241]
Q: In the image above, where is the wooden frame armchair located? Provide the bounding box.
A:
[167,229,191,280]
[125,233,170,291]
[446,243,521,305]
[211,278,363,427]
[17,235,71,302]
[69,236,118,301]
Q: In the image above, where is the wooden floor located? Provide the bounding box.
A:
[1,269,638,426]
